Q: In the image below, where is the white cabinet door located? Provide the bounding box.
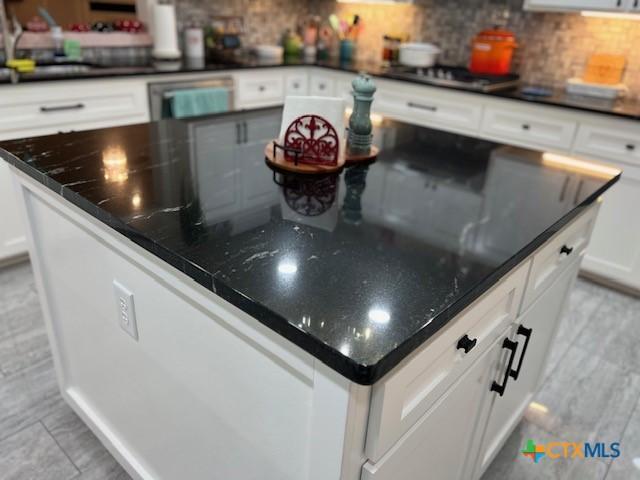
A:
[362,327,513,480]
[309,74,336,97]
[235,72,284,109]
[284,72,308,96]
[472,259,580,478]
[525,0,626,11]
[582,165,640,291]
[0,162,27,262]
[481,105,577,151]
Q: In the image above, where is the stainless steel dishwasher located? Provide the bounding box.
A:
[148,76,235,120]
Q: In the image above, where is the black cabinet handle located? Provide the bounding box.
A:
[236,123,241,144]
[634,0,638,8]
[293,82,300,89]
[408,101,438,112]
[522,124,530,130]
[617,0,622,6]
[491,338,519,397]
[626,144,636,151]
[242,121,248,143]
[258,85,266,92]
[457,334,477,354]
[560,244,574,256]
[319,83,326,90]
[509,326,533,381]
[40,103,85,113]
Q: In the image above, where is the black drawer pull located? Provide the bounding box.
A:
[491,338,519,397]
[258,85,266,92]
[293,82,300,89]
[626,144,636,151]
[560,244,574,256]
[509,326,533,381]
[319,83,326,90]
[408,101,437,112]
[522,124,530,130]
[456,334,477,354]
[40,103,85,113]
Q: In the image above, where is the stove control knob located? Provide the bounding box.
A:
[445,71,453,80]
[437,69,445,79]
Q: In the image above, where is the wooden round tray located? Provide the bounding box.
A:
[345,145,380,165]
[264,141,346,175]
[264,141,379,174]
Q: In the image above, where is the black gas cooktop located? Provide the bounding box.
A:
[385,65,520,92]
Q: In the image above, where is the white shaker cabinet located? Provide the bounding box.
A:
[0,77,149,263]
[0,162,26,263]
[524,0,632,12]
[582,165,640,291]
[362,329,512,480]
[472,259,580,477]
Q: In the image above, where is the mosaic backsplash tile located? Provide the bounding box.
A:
[175,0,640,99]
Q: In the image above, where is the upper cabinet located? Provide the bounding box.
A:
[524,0,640,12]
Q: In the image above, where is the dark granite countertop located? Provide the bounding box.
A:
[0,108,620,384]
[1,57,639,121]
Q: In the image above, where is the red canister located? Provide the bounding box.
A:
[469,29,516,75]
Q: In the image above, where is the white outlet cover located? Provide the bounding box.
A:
[113,280,138,341]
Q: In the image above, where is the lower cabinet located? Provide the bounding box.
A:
[362,326,513,480]
[0,161,27,262]
[582,165,640,292]
[471,258,580,478]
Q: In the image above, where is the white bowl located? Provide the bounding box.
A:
[399,43,441,68]
[253,45,284,60]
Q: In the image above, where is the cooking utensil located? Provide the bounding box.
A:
[469,29,516,75]
[398,43,440,68]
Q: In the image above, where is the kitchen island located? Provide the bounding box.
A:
[0,108,620,480]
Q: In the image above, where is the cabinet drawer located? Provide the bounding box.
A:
[365,261,530,462]
[482,106,577,150]
[0,79,148,139]
[236,73,284,108]
[521,203,598,311]
[363,326,512,480]
[405,94,482,132]
[309,75,336,96]
[284,73,308,96]
[574,123,640,166]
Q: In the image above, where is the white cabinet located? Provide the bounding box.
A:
[374,83,483,135]
[0,77,149,263]
[524,0,632,12]
[481,104,577,151]
[0,78,149,142]
[574,122,640,167]
[235,71,284,109]
[363,328,512,480]
[285,72,309,96]
[365,263,529,462]
[582,164,640,291]
[309,74,336,97]
[0,162,26,263]
[473,259,580,477]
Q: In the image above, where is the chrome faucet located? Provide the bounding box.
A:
[0,0,22,82]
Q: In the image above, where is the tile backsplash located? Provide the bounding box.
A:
[174,0,308,46]
[174,0,640,98]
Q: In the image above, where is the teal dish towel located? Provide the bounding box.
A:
[170,87,230,119]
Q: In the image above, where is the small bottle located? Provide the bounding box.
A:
[51,26,65,58]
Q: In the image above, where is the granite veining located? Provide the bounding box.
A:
[0,108,620,384]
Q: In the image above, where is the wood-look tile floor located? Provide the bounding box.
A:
[0,260,638,480]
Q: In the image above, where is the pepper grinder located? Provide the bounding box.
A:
[348,74,377,154]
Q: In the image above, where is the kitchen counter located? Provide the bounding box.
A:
[1,56,639,121]
[0,107,620,384]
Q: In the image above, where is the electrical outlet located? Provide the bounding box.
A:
[113,280,138,341]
